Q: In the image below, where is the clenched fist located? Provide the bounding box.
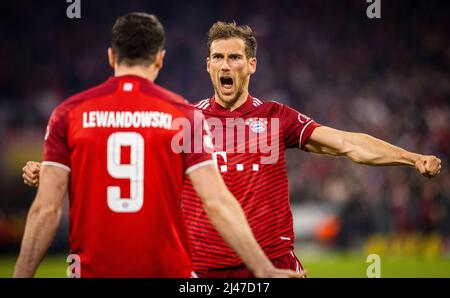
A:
[22,161,41,187]
[415,155,441,178]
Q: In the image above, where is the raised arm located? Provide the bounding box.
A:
[305,126,441,177]
[14,165,69,277]
[188,164,305,278]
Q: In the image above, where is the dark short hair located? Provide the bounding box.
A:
[111,12,165,66]
[207,21,257,58]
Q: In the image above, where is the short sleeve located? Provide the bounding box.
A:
[182,108,214,174]
[279,104,320,150]
[42,106,71,171]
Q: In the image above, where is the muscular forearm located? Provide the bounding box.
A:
[203,191,273,277]
[344,133,420,166]
[13,201,62,277]
[307,126,441,177]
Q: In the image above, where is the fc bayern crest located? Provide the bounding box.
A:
[246,118,268,133]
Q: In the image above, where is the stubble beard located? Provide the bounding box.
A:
[215,83,244,110]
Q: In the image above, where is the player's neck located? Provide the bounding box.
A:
[215,90,249,111]
[114,65,159,82]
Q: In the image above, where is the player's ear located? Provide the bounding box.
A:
[108,48,116,69]
[155,49,166,70]
[206,57,211,74]
[249,57,257,75]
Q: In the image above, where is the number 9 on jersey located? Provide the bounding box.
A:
[107,132,144,213]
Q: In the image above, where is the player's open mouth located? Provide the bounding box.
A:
[220,76,234,90]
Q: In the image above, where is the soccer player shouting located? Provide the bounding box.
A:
[14,14,304,278]
[182,22,440,278]
[23,21,441,278]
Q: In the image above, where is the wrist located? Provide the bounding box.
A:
[401,151,421,167]
[252,261,275,278]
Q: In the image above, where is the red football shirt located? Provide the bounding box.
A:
[182,95,320,271]
[43,75,212,277]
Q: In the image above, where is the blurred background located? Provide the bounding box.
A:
[0,0,449,277]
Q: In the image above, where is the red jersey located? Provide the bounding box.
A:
[43,75,212,277]
[182,95,320,271]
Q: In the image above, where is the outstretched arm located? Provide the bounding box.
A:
[14,165,68,277]
[305,126,441,177]
[189,164,306,278]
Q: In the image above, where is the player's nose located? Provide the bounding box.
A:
[220,58,231,71]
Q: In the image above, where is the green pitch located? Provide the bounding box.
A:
[1,252,450,278]
[297,252,450,278]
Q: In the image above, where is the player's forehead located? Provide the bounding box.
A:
[210,37,246,56]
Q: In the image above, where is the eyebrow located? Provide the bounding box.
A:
[211,52,243,57]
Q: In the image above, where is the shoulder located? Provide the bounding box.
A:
[140,82,197,118]
[251,97,314,123]
[52,79,117,118]
[192,98,211,110]
[140,82,189,107]
[251,97,286,114]
[257,98,307,115]
[251,96,290,109]
[251,97,265,107]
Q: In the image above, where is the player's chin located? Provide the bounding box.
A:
[215,85,231,97]
[218,86,235,96]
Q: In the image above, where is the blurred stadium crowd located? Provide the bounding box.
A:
[0,0,449,253]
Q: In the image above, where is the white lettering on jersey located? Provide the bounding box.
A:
[82,111,173,129]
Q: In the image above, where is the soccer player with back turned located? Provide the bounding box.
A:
[14,13,305,278]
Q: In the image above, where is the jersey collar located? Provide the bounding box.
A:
[210,94,255,115]
[107,74,154,86]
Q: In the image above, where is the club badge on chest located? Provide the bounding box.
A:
[246,118,268,133]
